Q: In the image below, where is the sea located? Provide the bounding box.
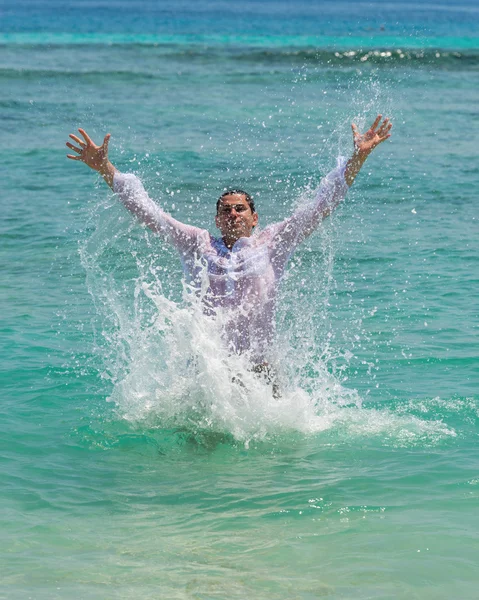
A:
[1,0,478,598]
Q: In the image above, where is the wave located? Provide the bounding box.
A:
[236,47,479,68]
[0,68,159,81]
[1,48,478,82]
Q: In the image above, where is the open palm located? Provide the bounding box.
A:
[66,128,111,172]
[352,115,392,154]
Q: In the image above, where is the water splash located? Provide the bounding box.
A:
[78,166,456,448]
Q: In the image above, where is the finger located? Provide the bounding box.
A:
[378,122,392,138]
[102,133,111,151]
[67,154,82,160]
[377,133,391,144]
[377,118,390,135]
[78,128,94,145]
[351,123,360,139]
[370,114,382,131]
[69,133,86,147]
[66,142,82,154]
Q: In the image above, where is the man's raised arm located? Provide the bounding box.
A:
[268,115,392,253]
[315,115,392,220]
[66,129,204,252]
[344,115,392,187]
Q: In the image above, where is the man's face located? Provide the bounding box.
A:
[215,193,258,242]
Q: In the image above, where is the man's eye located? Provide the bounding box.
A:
[220,205,248,214]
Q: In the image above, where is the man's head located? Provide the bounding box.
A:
[215,189,258,247]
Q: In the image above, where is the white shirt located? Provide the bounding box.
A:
[113,158,349,363]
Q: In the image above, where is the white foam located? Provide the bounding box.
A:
[80,193,456,447]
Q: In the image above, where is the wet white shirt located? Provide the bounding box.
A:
[113,158,349,363]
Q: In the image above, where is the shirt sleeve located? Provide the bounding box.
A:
[268,156,349,257]
[113,172,206,255]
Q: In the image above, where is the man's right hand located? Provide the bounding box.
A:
[66,129,116,188]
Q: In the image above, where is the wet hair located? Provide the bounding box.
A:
[216,189,255,215]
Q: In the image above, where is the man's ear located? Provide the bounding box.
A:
[252,212,259,227]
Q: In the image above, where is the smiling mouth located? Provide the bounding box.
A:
[227,221,244,228]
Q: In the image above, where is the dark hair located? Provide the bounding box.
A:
[216,189,255,215]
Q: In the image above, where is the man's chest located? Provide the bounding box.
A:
[204,242,273,280]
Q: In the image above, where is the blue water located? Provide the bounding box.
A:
[1,1,479,598]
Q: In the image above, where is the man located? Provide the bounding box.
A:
[66,116,391,394]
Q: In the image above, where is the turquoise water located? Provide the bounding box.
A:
[2,1,479,598]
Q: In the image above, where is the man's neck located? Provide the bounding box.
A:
[221,230,254,250]
[222,235,237,250]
